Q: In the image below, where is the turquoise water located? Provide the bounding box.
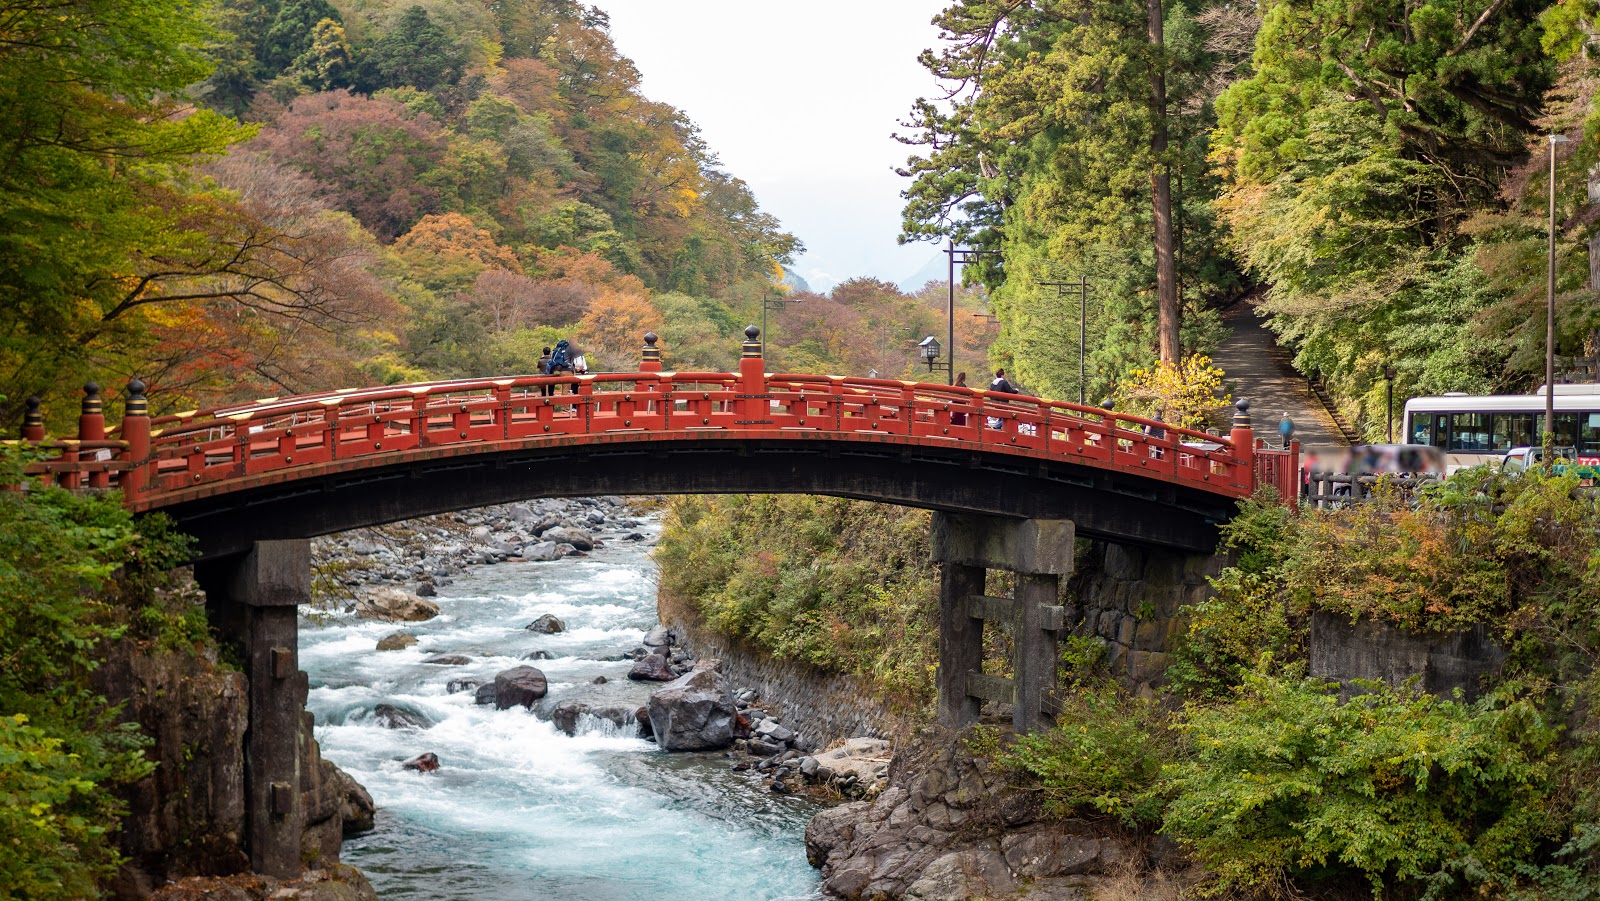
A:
[298,519,823,900]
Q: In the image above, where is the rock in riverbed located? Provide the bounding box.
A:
[646,668,737,751]
[402,752,441,772]
[376,631,417,651]
[355,587,440,622]
[489,665,548,709]
[525,614,565,634]
[628,653,676,682]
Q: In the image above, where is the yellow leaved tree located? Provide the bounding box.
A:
[1119,354,1231,430]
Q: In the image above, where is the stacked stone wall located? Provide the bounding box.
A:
[668,615,914,749]
[1066,541,1228,690]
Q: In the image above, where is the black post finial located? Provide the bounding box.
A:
[1233,398,1251,429]
[126,377,148,417]
[82,381,102,415]
[741,325,762,359]
[22,395,43,437]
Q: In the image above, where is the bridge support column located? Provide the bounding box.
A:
[197,540,309,880]
[931,514,1073,734]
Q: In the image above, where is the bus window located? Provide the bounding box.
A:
[1534,413,1585,450]
[1583,413,1600,454]
[1451,412,1492,451]
[1493,413,1536,450]
[1409,415,1432,445]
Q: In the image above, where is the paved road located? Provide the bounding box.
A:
[1210,303,1348,448]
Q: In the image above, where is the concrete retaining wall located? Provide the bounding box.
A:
[1308,611,1506,700]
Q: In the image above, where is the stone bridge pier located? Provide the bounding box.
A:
[931,513,1075,733]
[195,540,310,879]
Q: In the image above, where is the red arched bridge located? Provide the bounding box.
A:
[18,330,1297,558]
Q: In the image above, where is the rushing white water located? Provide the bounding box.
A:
[299,517,824,900]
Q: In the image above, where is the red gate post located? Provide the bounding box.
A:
[738,325,768,428]
[82,382,109,488]
[1228,399,1255,495]
[119,379,151,505]
[1288,438,1301,512]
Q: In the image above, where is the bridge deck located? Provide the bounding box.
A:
[17,344,1292,555]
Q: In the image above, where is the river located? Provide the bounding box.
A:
[298,516,824,900]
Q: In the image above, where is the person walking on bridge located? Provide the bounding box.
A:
[952,372,969,426]
[988,368,1016,429]
[537,346,554,397]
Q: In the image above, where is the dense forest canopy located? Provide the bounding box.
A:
[2,0,844,426]
[901,0,1600,437]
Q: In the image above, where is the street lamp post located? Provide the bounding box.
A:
[945,240,1001,386]
[919,335,951,378]
[1383,364,1396,444]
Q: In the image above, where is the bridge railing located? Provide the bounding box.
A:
[14,330,1265,510]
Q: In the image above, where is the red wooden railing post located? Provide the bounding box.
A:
[79,382,108,489]
[1229,399,1255,495]
[640,331,662,373]
[738,325,767,427]
[120,378,150,504]
[1288,438,1301,512]
[20,395,44,442]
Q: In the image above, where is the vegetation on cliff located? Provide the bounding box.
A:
[655,495,941,709]
[0,450,200,897]
[990,472,1600,897]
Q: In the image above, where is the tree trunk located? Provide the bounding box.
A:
[1148,0,1180,364]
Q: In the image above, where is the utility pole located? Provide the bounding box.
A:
[1547,133,1569,469]
[761,291,802,368]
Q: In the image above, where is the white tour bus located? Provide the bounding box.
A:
[1402,385,1600,471]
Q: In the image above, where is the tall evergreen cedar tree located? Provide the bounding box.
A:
[902,0,1590,435]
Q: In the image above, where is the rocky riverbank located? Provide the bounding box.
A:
[806,726,1193,901]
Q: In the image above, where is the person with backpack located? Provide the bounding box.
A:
[988,368,1016,429]
[545,339,573,394]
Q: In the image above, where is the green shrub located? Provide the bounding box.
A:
[1169,489,1303,699]
[1284,468,1600,635]
[1162,674,1561,897]
[999,684,1178,827]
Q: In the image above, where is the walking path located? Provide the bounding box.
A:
[1210,301,1349,448]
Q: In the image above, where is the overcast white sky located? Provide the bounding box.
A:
[590,0,951,293]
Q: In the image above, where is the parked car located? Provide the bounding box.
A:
[1498,446,1599,481]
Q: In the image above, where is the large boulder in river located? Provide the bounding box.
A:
[525,614,565,634]
[376,632,417,651]
[355,587,440,622]
[646,668,737,751]
[372,704,431,730]
[628,653,676,682]
[550,701,637,736]
[541,526,594,551]
[490,665,548,710]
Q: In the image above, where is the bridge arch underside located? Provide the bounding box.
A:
[155,437,1237,562]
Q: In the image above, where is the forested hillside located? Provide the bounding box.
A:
[901,0,1600,437]
[1,0,817,425]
